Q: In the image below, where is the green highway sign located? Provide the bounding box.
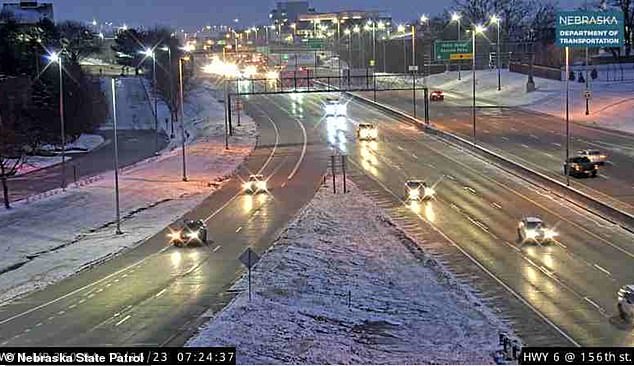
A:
[556,10,624,48]
[434,40,472,61]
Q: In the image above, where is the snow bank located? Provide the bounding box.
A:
[15,134,105,175]
[0,79,256,304]
[187,182,506,364]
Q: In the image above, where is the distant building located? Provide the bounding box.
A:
[0,0,54,24]
[269,1,313,30]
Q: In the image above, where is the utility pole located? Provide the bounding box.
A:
[111,78,122,235]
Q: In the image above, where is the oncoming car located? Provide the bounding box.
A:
[357,123,378,141]
[430,90,444,101]
[517,216,557,244]
[168,219,208,247]
[323,97,346,116]
[243,174,267,194]
[404,180,435,201]
[617,285,634,321]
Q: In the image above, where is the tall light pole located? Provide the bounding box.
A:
[411,24,415,66]
[471,24,487,147]
[371,20,376,68]
[179,54,190,182]
[48,52,66,189]
[344,28,352,68]
[353,25,360,68]
[142,48,159,153]
[110,78,122,235]
[490,15,501,91]
[160,45,175,138]
[451,12,462,80]
[398,24,406,73]
[420,15,429,83]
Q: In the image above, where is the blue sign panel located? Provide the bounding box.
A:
[556,11,625,48]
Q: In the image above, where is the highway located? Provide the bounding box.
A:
[362,89,634,215]
[0,93,328,346]
[268,91,634,347]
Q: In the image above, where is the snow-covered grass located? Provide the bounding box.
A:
[187,182,507,364]
[13,134,105,176]
[0,78,256,304]
[401,69,634,134]
[99,77,157,131]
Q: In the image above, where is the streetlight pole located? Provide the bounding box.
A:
[110,78,122,235]
[372,20,376,69]
[179,55,189,182]
[411,25,415,66]
[56,55,67,190]
[398,25,406,73]
[452,13,462,81]
[491,15,501,91]
[565,46,570,186]
[471,25,486,147]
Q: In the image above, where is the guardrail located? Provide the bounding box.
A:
[346,91,634,233]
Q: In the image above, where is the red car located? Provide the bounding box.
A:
[430,90,444,101]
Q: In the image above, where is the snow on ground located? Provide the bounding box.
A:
[187,182,507,364]
[0,78,256,304]
[14,134,106,176]
[385,68,634,134]
[99,77,157,130]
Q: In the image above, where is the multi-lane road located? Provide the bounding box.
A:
[1,82,632,348]
[364,88,634,214]
[0,93,327,346]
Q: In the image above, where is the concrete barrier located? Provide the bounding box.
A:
[347,91,634,233]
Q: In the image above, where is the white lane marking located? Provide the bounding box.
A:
[491,202,502,209]
[35,322,43,327]
[115,315,131,327]
[95,288,103,293]
[584,297,602,311]
[287,116,308,181]
[68,304,76,310]
[599,174,609,179]
[47,316,54,321]
[412,153,418,159]
[552,142,562,147]
[521,144,530,148]
[57,310,65,315]
[235,226,243,233]
[464,186,477,195]
[593,264,611,276]
[281,181,287,188]
[212,245,221,253]
[501,136,509,141]
[445,174,455,181]
[155,289,167,298]
[348,159,581,347]
[397,145,404,151]
[78,299,86,304]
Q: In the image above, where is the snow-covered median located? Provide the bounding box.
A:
[187,182,506,364]
[0,79,256,304]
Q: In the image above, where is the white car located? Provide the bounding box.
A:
[405,180,435,201]
[617,285,634,321]
[517,216,557,243]
[243,174,267,194]
[357,123,378,141]
[324,97,346,116]
[577,149,607,165]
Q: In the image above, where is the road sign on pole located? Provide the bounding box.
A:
[408,65,419,72]
[556,11,625,48]
[239,248,260,301]
[434,40,472,61]
[584,89,591,99]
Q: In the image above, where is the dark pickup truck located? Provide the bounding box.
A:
[563,156,598,178]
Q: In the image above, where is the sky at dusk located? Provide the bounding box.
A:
[49,0,584,30]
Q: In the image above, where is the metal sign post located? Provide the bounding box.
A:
[239,248,260,302]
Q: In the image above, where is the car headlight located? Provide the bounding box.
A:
[186,230,199,239]
[544,229,557,239]
[424,187,435,198]
[525,230,537,239]
[257,181,267,190]
[337,104,347,115]
[243,182,252,190]
[408,189,420,199]
[168,231,182,240]
[325,105,335,114]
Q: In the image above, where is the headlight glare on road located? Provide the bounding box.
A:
[544,229,557,239]
[424,187,436,198]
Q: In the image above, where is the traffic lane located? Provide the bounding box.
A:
[63,93,329,346]
[0,95,301,345]
[362,90,634,206]
[328,97,628,344]
[360,123,626,318]
[7,130,167,202]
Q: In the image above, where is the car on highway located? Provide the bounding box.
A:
[357,123,378,140]
[563,156,598,178]
[430,90,444,101]
[243,174,267,194]
[517,216,557,244]
[323,96,346,116]
[168,219,208,247]
[617,285,634,321]
[405,180,435,201]
[577,149,608,165]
